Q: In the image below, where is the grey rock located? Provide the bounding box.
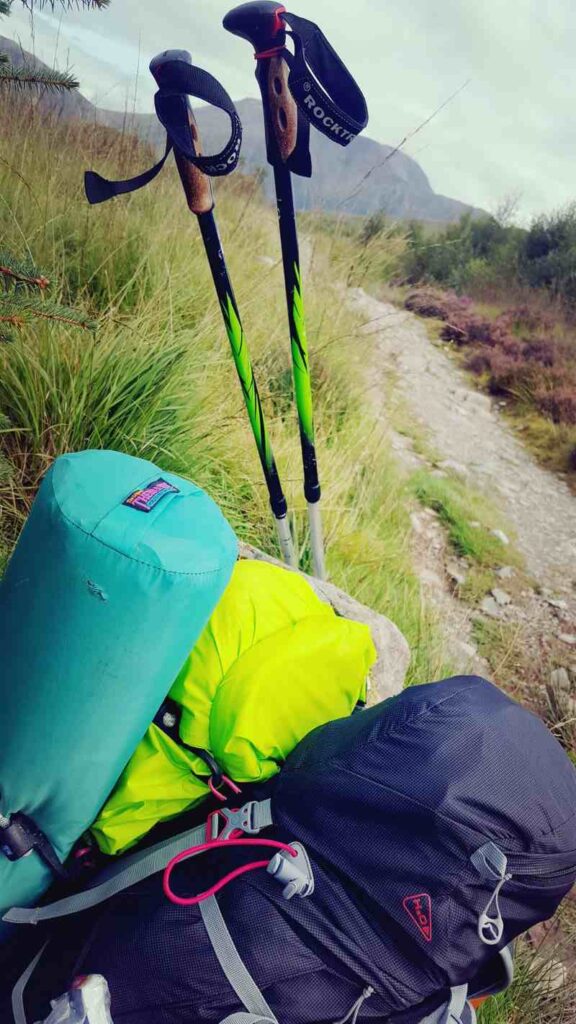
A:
[410,512,424,534]
[480,596,502,618]
[447,562,467,587]
[419,568,445,589]
[529,956,568,994]
[559,634,576,647]
[437,460,469,478]
[491,588,512,607]
[546,597,568,611]
[491,529,510,546]
[496,566,515,580]
[455,640,478,660]
[239,542,410,702]
[550,668,572,693]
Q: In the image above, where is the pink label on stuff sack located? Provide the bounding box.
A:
[123,478,179,513]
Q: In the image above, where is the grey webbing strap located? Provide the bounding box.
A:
[499,944,514,991]
[200,896,278,1024]
[252,799,273,831]
[219,1016,277,1024]
[11,943,48,1024]
[4,799,274,925]
[418,986,475,1024]
[3,820,206,925]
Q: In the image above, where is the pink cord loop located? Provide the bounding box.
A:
[163,838,298,907]
[208,774,242,802]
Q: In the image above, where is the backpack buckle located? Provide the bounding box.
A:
[208,800,271,842]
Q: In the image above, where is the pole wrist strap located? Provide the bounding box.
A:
[85,60,242,205]
[281,12,369,147]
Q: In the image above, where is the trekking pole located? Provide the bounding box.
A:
[84,50,296,568]
[224,3,369,580]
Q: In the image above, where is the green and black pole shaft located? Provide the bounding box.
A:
[225,4,326,580]
[85,50,296,567]
[160,72,296,567]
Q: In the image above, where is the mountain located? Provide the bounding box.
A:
[0,36,485,222]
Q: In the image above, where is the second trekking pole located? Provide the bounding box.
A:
[225,3,324,578]
[224,3,368,580]
[84,49,296,567]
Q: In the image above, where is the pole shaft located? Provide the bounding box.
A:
[197,211,294,560]
[273,164,327,578]
[272,162,317,507]
[273,163,321,506]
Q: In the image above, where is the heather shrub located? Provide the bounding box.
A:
[485,350,529,396]
[440,313,510,348]
[404,289,470,321]
[440,321,469,343]
[534,383,576,425]
[522,337,556,366]
[465,349,493,375]
[496,305,555,336]
[498,339,522,361]
[466,317,500,345]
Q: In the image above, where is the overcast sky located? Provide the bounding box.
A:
[5,0,576,222]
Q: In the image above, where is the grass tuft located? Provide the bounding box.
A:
[409,470,519,568]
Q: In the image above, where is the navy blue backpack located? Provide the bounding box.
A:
[4,676,576,1023]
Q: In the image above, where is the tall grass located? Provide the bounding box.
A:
[0,98,445,684]
[1,98,574,1022]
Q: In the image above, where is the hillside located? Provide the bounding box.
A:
[0,35,484,223]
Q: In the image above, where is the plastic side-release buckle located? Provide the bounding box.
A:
[267,841,314,900]
[209,801,267,842]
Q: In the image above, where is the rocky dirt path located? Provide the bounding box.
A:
[349,287,576,681]
[352,287,576,595]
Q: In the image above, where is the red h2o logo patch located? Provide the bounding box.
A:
[402,893,432,942]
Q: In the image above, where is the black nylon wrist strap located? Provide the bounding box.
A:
[281,12,368,147]
[85,60,242,205]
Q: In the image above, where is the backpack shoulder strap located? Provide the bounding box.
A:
[200,895,279,1024]
[11,944,48,1024]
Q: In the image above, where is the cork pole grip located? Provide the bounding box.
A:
[267,56,298,162]
[174,108,214,215]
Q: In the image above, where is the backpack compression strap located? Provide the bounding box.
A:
[279,12,369,148]
[3,801,273,925]
[84,58,242,205]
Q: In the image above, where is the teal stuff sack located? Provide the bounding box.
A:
[0,450,237,938]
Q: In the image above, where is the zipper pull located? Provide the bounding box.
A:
[471,842,513,946]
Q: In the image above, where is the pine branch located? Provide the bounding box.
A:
[0,1,12,15]
[20,1,110,9]
[1,293,97,331]
[0,263,49,290]
[0,251,48,288]
[1,254,97,335]
[0,61,79,89]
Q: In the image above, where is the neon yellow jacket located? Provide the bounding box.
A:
[92,559,377,855]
